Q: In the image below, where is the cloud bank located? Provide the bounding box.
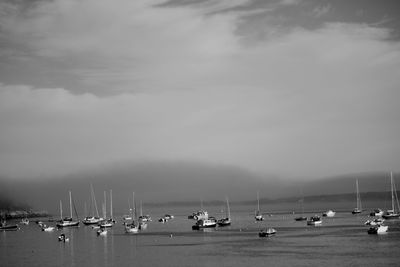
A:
[0,0,400,180]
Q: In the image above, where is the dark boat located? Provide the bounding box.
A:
[0,223,19,231]
[259,228,276,237]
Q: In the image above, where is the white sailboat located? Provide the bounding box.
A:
[125,192,139,234]
[255,191,264,221]
[382,172,400,220]
[56,191,79,227]
[82,184,104,225]
[217,197,231,226]
[100,190,115,228]
[352,179,362,214]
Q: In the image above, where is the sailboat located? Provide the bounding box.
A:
[382,172,400,220]
[352,179,362,214]
[138,201,148,230]
[56,191,79,227]
[217,197,231,226]
[82,184,104,225]
[255,191,264,221]
[125,192,139,234]
[295,191,307,221]
[100,190,115,228]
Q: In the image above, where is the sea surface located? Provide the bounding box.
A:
[1,201,400,267]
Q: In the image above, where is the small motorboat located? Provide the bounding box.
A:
[42,225,55,232]
[367,224,388,234]
[307,216,322,225]
[217,217,231,227]
[294,216,307,221]
[259,228,277,237]
[370,209,384,217]
[58,234,70,242]
[365,218,385,226]
[125,223,139,234]
[322,210,336,217]
[21,218,29,225]
[97,229,107,236]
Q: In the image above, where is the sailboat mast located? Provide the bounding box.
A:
[110,190,113,219]
[91,184,100,218]
[69,190,72,219]
[60,200,63,220]
[226,197,230,219]
[103,191,107,218]
[356,179,360,209]
[391,172,395,212]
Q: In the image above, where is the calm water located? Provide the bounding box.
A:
[1,201,400,267]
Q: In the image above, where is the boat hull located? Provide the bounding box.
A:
[56,221,79,228]
[192,224,217,230]
[259,228,276,237]
[0,225,19,231]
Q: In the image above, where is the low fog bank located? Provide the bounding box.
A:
[0,161,289,214]
[0,161,396,215]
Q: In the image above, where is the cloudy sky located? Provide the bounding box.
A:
[1,0,400,180]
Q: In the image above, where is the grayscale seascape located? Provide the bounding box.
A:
[1,1,400,266]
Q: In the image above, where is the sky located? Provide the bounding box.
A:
[1,0,400,181]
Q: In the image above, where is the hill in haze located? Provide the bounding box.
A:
[0,161,397,214]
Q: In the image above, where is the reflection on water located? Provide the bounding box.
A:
[1,202,400,267]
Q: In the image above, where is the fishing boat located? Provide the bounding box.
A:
[82,184,104,225]
[124,192,139,234]
[259,227,277,237]
[255,191,264,221]
[192,217,217,230]
[352,179,362,214]
[307,215,322,225]
[382,172,400,220]
[322,210,336,217]
[56,191,80,228]
[217,197,231,227]
[369,209,384,217]
[367,224,388,234]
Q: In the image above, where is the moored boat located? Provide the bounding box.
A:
[42,225,55,232]
[82,184,104,225]
[370,209,384,217]
[382,172,400,220]
[255,191,264,221]
[352,179,363,214]
[0,220,19,231]
[259,228,276,237]
[192,217,217,230]
[217,197,231,227]
[365,218,385,226]
[367,224,388,234]
[307,215,322,225]
[56,191,80,228]
[322,210,336,217]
